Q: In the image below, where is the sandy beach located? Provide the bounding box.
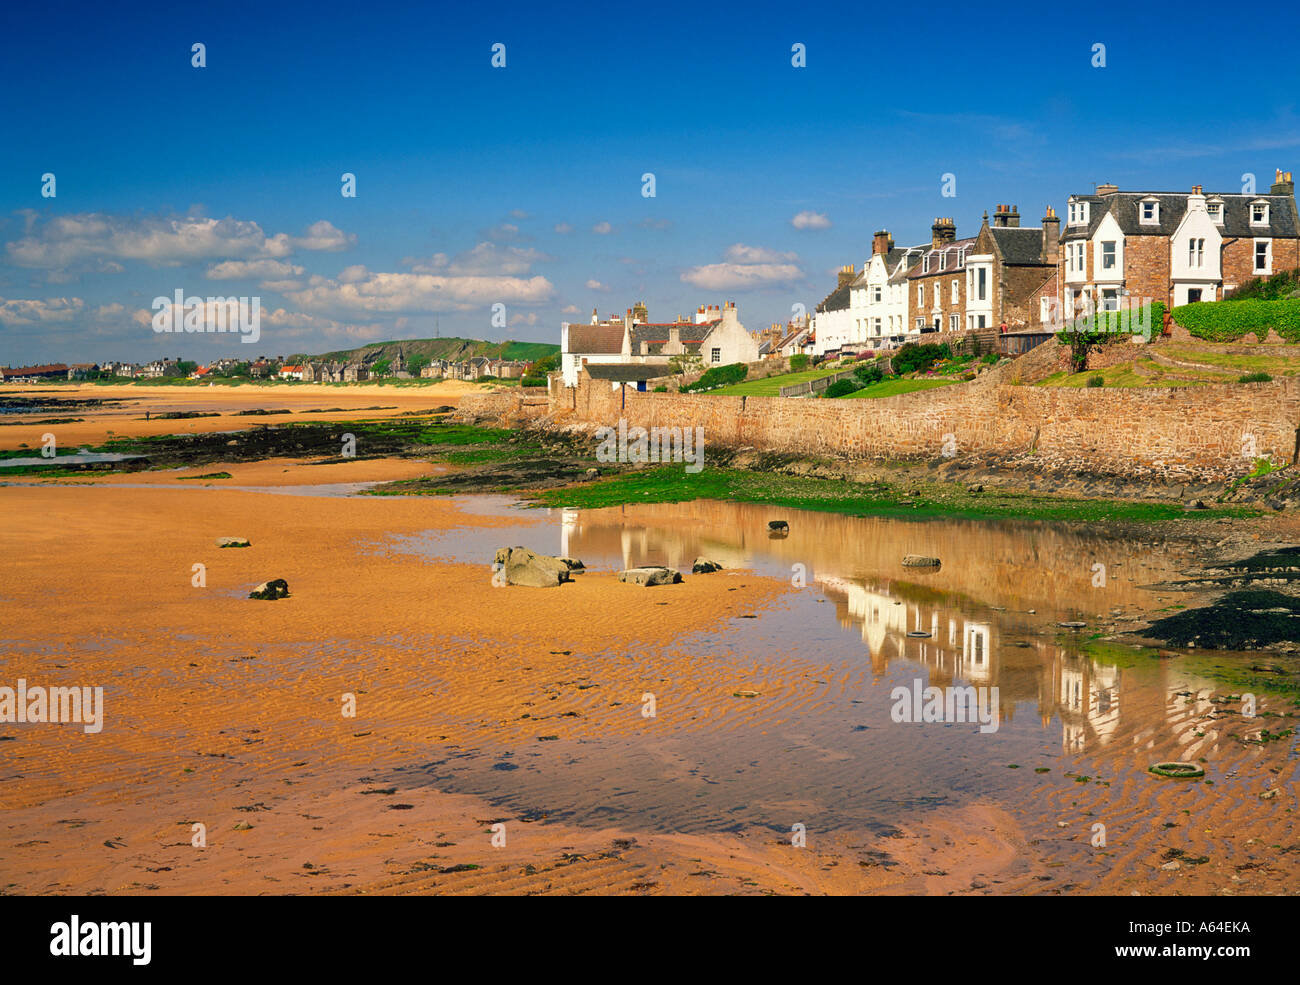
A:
[1,385,1297,896]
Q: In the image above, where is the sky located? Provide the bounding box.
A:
[2,0,1299,365]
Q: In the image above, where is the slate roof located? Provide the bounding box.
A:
[990,226,1051,265]
[908,237,978,279]
[887,246,928,283]
[816,282,852,312]
[583,363,668,382]
[565,322,625,355]
[1061,191,1300,241]
[630,320,719,355]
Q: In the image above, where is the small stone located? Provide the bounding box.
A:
[618,566,682,587]
[217,537,250,548]
[1161,861,1181,870]
[233,821,253,831]
[902,555,941,567]
[249,579,290,600]
[768,520,789,532]
[692,558,723,574]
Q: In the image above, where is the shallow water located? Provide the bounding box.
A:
[382,498,1285,837]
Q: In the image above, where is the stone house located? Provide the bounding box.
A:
[1058,170,1299,314]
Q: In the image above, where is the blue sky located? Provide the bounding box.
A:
[2,0,1298,364]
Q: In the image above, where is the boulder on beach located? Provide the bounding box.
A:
[618,566,683,586]
[692,558,723,574]
[493,546,576,587]
[249,578,289,600]
[217,537,251,548]
[768,520,789,532]
[902,555,941,567]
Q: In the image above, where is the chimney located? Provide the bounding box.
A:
[668,325,680,347]
[872,230,894,256]
[1270,168,1296,197]
[837,264,856,288]
[1041,206,1060,264]
[1096,183,1118,196]
[931,217,956,249]
[992,204,1020,228]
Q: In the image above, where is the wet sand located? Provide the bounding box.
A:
[1,388,1297,895]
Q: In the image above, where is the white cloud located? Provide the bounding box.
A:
[206,258,305,280]
[0,295,84,326]
[591,221,613,235]
[293,220,355,252]
[5,213,355,274]
[287,269,555,314]
[553,222,575,234]
[408,242,551,277]
[681,244,803,291]
[562,304,580,314]
[585,279,608,291]
[791,210,832,230]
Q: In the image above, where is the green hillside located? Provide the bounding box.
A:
[289,337,559,365]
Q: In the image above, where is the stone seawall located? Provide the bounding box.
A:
[542,374,1300,481]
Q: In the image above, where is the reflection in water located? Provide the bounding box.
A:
[389,497,1254,834]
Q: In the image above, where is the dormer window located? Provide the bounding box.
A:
[922,253,930,274]
[1251,201,1270,225]
[958,248,966,265]
[1067,200,1089,225]
[1207,199,1224,223]
[1140,199,1159,224]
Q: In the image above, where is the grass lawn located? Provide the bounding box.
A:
[707,364,852,396]
[839,377,959,398]
[1160,346,1300,377]
[1038,358,1216,388]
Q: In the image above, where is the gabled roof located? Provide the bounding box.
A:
[565,322,625,354]
[630,320,719,355]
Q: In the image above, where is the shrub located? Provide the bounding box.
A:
[980,353,1000,364]
[823,379,861,398]
[1239,372,1273,383]
[853,364,884,386]
[1172,299,1300,343]
[1087,375,1105,388]
[1225,267,1300,301]
[681,362,747,392]
[1057,302,1167,372]
[892,342,952,375]
[653,385,668,393]
[789,353,809,370]
[519,376,547,388]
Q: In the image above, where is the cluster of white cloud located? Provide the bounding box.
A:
[681,244,803,291]
[0,295,86,326]
[5,212,354,276]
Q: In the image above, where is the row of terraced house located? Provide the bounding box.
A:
[809,168,1299,356]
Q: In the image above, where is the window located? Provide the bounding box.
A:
[949,313,959,331]
[873,317,882,335]
[951,279,959,303]
[1207,200,1223,222]
[872,286,882,303]
[1101,241,1116,270]
[710,348,721,363]
[917,285,923,307]
[1101,288,1118,311]
[1188,238,1204,268]
[1140,200,1158,224]
[1251,202,1269,225]
[977,315,986,329]
[977,266,987,301]
[922,254,930,274]
[958,249,966,265]
[1255,239,1271,273]
[915,317,923,330]
[1068,200,1089,225]
[933,284,940,307]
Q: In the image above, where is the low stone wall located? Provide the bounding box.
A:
[455,387,549,424]
[552,371,1300,480]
